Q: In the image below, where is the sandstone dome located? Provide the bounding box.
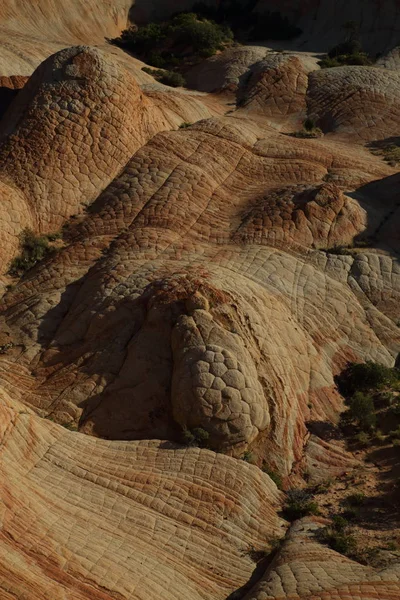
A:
[0,1,400,599]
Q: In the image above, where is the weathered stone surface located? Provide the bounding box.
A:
[243,518,400,599]
[0,400,284,599]
[0,2,400,598]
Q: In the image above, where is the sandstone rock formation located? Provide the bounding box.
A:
[0,2,400,599]
[0,399,285,599]
[243,518,400,599]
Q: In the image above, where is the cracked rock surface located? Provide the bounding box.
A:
[0,2,400,599]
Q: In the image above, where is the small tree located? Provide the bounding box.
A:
[348,392,376,431]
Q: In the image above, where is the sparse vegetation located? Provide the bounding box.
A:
[338,361,400,450]
[346,391,377,431]
[370,141,400,166]
[318,21,372,68]
[142,67,186,87]
[319,516,358,556]
[339,361,399,396]
[179,122,192,129]
[112,12,234,74]
[344,492,365,507]
[262,463,283,489]
[62,422,78,432]
[8,229,59,276]
[181,426,210,448]
[241,450,256,463]
[281,489,320,522]
[289,117,323,139]
[0,342,14,354]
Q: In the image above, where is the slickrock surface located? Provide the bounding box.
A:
[0,2,400,599]
[243,518,400,599]
[0,110,398,474]
[0,46,219,269]
[308,66,400,141]
[0,400,285,599]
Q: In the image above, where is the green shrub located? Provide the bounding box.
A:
[323,529,357,555]
[160,71,186,87]
[179,122,192,129]
[354,431,370,446]
[290,128,323,139]
[147,51,167,68]
[347,391,376,431]
[339,361,398,396]
[192,427,210,446]
[328,39,362,58]
[170,12,233,54]
[62,422,78,431]
[319,24,372,69]
[374,429,387,443]
[242,450,256,463]
[262,463,283,489]
[381,143,400,166]
[331,515,349,532]
[282,489,320,521]
[319,514,357,556]
[141,67,186,87]
[113,23,167,54]
[344,492,365,507]
[181,427,210,447]
[9,229,55,276]
[112,12,233,67]
[342,507,360,521]
[319,52,372,68]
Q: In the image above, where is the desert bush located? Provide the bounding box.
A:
[331,515,349,532]
[382,143,400,166]
[146,51,167,68]
[112,12,233,67]
[112,23,166,54]
[242,450,256,463]
[339,361,398,396]
[323,528,357,555]
[282,489,320,521]
[319,52,372,68]
[160,70,186,87]
[141,67,186,87]
[347,391,376,431]
[9,229,55,276]
[181,426,210,447]
[179,122,192,129]
[171,12,233,53]
[354,431,371,446]
[319,21,372,69]
[262,463,283,489]
[344,492,365,507]
[319,514,357,556]
[328,39,362,58]
[312,479,333,494]
[290,128,323,139]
